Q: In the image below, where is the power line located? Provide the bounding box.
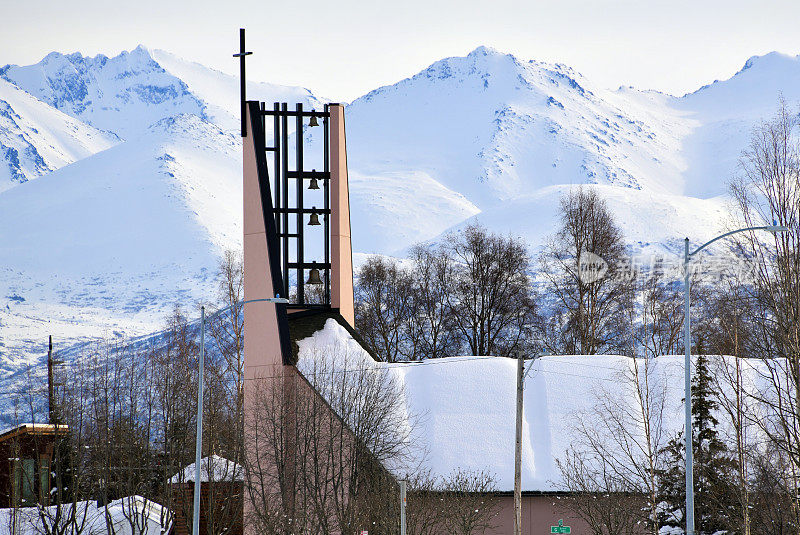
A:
[240,356,629,385]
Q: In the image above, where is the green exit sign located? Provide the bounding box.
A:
[550,519,571,533]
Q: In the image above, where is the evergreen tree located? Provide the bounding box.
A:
[657,352,738,534]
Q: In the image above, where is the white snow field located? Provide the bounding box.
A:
[298,318,777,492]
[1,45,799,366]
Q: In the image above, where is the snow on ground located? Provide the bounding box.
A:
[297,318,777,492]
[0,496,170,535]
[170,455,243,483]
[442,183,732,259]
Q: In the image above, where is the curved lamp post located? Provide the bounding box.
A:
[192,296,288,535]
[682,223,788,535]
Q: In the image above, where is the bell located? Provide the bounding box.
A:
[308,169,320,190]
[308,113,319,127]
[306,266,323,285]
[308,207,321,226]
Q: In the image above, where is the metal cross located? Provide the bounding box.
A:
[233,28,253,137]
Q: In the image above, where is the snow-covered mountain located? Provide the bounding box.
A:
[345,48,800,254]
[147,48,326,133]
[1,46,324,139]
[0,114,242,370]
[0,45,799,368]
[0,78,117,191]
[1,46,207,139]
[0,46,324,366]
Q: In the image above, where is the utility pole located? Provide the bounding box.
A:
[514,351,524,535]
[47,335,55,424]
[192,306,206,535]
[400,480,407,535]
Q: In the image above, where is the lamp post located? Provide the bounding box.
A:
[682,223,788,535]
[192,296,288,535]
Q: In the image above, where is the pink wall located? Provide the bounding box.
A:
[242,104,286,535]
[491,495,592,535]
[328,103,355,327]
[242,105,283,378]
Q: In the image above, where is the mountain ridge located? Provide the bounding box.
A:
[0,78,117,191]
[0,44,798,367]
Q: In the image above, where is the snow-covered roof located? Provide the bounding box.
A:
[297,318,775,493]
[0,423,69,440]
[169,454,243,483]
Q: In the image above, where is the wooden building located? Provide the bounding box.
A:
[0,423,68,508]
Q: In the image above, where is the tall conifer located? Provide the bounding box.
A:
[657,352,738,534]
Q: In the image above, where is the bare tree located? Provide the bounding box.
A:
[15,361,94,535]
[636,260,685,358]
[242,367,301,535]
[445,223,537,357]
[244,342,416,535]
[354,225,535,361]
[402,468,500,535]
[539,187,633,355]
[749,445,799,535]
[438,469,500,535]
[355,256,417,362]
[409,244,458,360]
[556,448,643,535]
[404,470,446,535]
[209,250,245,415]
[147,308,200,534]
[729,99,800,524]
[201,250,248,535]
[702,274,760,535]
[564,356,667,535]
[7,253,254,535]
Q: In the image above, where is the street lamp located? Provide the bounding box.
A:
[682,223,788,535]
[192,296,288,535]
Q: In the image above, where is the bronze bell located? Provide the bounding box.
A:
[308,113,319,127]
[308,169,320,190]
[306,265,323,285]
[308,207,321,226]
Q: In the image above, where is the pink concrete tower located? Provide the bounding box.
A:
[240,91,355,534]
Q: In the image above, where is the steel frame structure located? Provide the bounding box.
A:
[255,102,332,308]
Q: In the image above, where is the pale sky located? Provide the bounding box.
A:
[3,0,800,102]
